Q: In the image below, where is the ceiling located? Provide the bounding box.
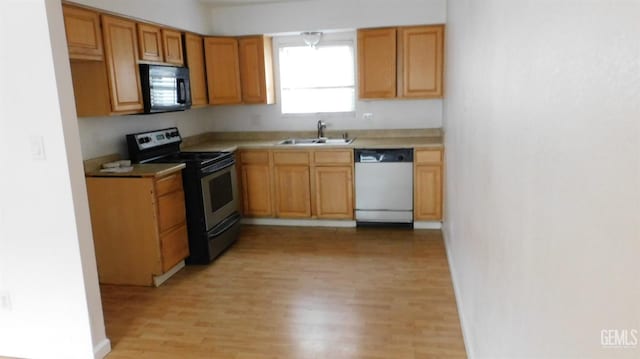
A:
[199,0,313,7]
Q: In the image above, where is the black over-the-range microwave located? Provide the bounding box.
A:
[139,64,192,114]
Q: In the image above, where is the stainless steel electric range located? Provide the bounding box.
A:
[126,127,241,264]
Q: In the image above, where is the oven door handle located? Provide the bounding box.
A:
[209,212,241,238]
[201,157,235,176]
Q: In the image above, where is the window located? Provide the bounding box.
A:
[277,36,355,114]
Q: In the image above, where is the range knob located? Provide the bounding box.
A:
[165,132,172,138]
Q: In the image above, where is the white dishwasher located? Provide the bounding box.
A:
[354,148,413,226]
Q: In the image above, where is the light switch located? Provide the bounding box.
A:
[0,290,11,311]
[29,136,46,160]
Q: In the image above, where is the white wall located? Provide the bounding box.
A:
[206,100,442,132]
[78,107,213,159]
[444,0,640,358]
[206,0,446,132]
[71,0,209,34]
[208,0,446,35]
[71,0,214,159]
[0,0,109,358]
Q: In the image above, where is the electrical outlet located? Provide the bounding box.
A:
[0,291,11,311]
[362,113,374,120]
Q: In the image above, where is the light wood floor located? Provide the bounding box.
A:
[102,226,467,358]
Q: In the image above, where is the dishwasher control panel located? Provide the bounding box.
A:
[354,148,413,163]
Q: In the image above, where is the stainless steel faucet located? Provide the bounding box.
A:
[317,120,327,138]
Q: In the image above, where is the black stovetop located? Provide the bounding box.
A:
[145,151,229,167]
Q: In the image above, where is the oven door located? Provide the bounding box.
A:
[201,163,239,231]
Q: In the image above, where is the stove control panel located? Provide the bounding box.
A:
[132,127,181,150]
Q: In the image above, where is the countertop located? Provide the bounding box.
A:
[182,135,443,153]
[85,163,186,178]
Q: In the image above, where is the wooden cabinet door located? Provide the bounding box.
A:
[398,25,444,98]
[63,5,104,60]
[184,33,208,106]
[274,165,311,218]
[101,15,143,113]
[238,36,274,104]
[358,28,397,99]
[162,29,184,65]
[160,224,189,272]
[157,190,187,232]
[314,166,353,219]
[137,23,163,62]
[204,37,242,105]
[414,165,442,220]
[241,164,273,217]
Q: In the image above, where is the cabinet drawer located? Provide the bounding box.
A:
[273,151,310,165]
[313,150,353,165]
[240,150,270,164]
[160,224,189,272]
[157,190,186,233]
[415,149,443,164]
[155,172,182,196]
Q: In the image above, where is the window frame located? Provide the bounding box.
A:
[273,31,357,118]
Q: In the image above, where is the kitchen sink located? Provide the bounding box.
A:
[278,138,355,146]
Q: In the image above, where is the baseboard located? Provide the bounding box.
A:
[153,260,185,287]
[413,221,443,229]
[93,338,111,359]
[442,224,474,359]
[241,218,356,227]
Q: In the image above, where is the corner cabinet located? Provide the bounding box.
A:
[184,33,208,106]
[238,36,275,104]
[204,37,242,105]
[414,148,443,220]
[86,171,189,286]
[358,24,445,100]
[101,15,144,113]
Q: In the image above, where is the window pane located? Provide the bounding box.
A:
[279,42,355,114]
[280,46,354,89]
[281,88,355,114]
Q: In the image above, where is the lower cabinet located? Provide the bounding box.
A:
[238,149,355,220]
[273,151,312,218]
[313,166,353,219]
[414,149,443,220]
[239,150,273,217]
[312,150,354,219]
[85,171,189,286]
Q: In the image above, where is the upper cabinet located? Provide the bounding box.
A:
[63,5,104,61]
[357,28,397,99]
[101,15,143,113]
[137,24,184,65]
[203,35,275,106]
[184,33,208,107]
[162,29,184,65]
[398,25,444,98]
[358,24,445,99]
[204,37,242,105]
[238,36,275,104]
[137,23,163,62]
